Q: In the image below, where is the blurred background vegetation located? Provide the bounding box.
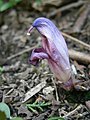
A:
[0,0,22,12]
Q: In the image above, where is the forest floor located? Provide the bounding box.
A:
[0,0,90,120]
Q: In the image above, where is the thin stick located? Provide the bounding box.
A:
[63,104,83,118]
[62,32,90,50]
[52,78,59,102]
[7,44,39,61]
[6,44,90,65]
[72,5,90,32]
[48,1,86,17]
[69,49,90,64]
[52,78,61,116]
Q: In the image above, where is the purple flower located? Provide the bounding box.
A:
[27,17,73,90]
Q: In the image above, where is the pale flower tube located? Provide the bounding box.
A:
[27,17,73,90]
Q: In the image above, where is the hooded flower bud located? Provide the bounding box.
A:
[27,17,73,90]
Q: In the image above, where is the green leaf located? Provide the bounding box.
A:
[0,102,10,119]
[0,0,4,7]
[28,106,38,114]
[15,0,22,3]
[26,102,51,113]
[0,2,12,11]
[48,117,65,120]
[0,66,4,73]
[35,0,42,5]
[0,0,22,12]
[11,117,23,120]
[0,111,6,120]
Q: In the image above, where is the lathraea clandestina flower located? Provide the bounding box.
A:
[27,17,73,90]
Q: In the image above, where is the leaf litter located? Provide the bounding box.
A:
[0,0,90,119]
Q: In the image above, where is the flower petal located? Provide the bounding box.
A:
[27,26,34,35]
[42,36,71,82]
[29,48,49,66]
[28,17,72,87]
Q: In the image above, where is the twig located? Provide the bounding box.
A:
[22,81,46,103]
[73,4,90,32]
[86,101,90,110]
[6,34,90,65]
[7,44,39,61]
[63,104,83,118]
[62,32,90,50]
[69,49,90,64]
[2,61,20,72]
[6,88,14,96]
[48,1,86,17]
[76,112,89,118]
[52,78,59,102]
[52,78,61,116]
[6,42,90,65]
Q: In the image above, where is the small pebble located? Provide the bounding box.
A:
[27,32,30,36]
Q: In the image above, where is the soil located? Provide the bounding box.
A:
[0,0,90,120]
